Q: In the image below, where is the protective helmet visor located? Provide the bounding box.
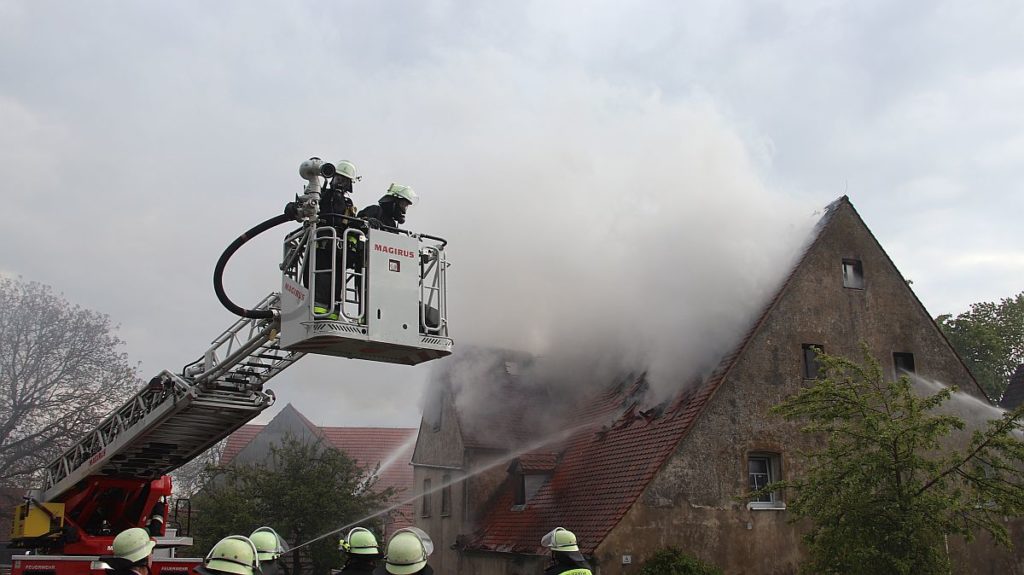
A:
[250,527,288,561]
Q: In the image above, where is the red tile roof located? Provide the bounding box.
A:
[464,196,995,556]
[221,425,265,465]
[463,197,847,555]
[220,423,417,529]
[514,453,559,473]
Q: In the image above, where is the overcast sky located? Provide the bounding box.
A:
[1,1,1021,428]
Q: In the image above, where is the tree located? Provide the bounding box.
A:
[638,548,723,575]
[192,435,396,575]
[170,439,226,498]
[937,291,1024,400]
[764,345,1024,575]
[0,276,139,485]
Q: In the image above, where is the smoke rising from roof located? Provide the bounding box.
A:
[406,51,818,429]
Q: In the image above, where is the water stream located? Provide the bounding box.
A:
[283,419,600,555]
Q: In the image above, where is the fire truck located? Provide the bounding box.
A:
[8,158,453,575]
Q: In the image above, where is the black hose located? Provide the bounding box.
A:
[214,211,296,319]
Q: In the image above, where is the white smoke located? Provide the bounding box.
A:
[376,52,818,406]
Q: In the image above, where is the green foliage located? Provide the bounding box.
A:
[766,345,1024,575]
[937,291,1024,399]
[637,548,723,575]
[192,435,396,575]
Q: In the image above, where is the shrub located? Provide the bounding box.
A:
[638,547,723,575]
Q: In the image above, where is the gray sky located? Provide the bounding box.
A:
[1,0,1021,427]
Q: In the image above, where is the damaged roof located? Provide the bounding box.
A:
[463,196,990,556]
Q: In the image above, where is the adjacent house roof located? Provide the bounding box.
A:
[221,405,417,529]
[999,364,1024,410]
[463,196,990,556]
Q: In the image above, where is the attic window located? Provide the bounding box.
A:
[842,259,864,289]
[802,344,823,379]
[512,472,550,509]
[894,352,916,376]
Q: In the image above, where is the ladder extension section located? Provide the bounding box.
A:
[41,294,302,502]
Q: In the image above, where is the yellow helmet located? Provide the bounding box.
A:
[383,528,433,574]
[200,535,261,575]
[249,527,287,561]
[343,527,380,556]
[541,527,579,552]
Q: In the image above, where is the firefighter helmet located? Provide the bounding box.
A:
[385,183,418,206]
[335,160,361,182]
[541,527,579,552]
[249,527,287,561]
[382,528,433,574]
[200,535,261,575]
[343,527,380,556]
[111,527,156,564]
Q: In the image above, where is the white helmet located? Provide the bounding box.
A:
[541,527,579,552]
[335,160,361,182]
[383,528,433,574]
[199,535,261,575]
[111,527,156,564]
[385,183,418,206]
[249,527,287,561]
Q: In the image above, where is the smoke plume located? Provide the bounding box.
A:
[395,52,819,430]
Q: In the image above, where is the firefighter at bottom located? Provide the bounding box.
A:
[338,527,381,574]
[101,527,156,575]
[196,535,262,575]
[250,526,288,575]
[373,527,434,575]
[542,527,593,575]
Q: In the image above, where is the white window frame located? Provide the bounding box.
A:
[747,453,786,510]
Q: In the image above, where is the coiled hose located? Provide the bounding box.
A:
[213,210,297,319]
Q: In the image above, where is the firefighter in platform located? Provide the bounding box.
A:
[541,528,593,575]
[373,528,434,575]
[312,160,361,318]
[357,184,417,231]
[338,527,381,574]
[196,535,262,575]
[101,527,156,575]
[250,527,288,575]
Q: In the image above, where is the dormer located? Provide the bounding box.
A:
[508,453,557,510]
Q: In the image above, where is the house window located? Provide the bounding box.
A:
[802,344,823,379]
[747,453,784,509]
[513,473,526,506]
[512,472,550,509]
[441,474,451,517]
[842,259,864,289]
[894,352,916,375]
[421,478,431,517]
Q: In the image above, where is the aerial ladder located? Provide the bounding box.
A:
[8,158,453,575]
